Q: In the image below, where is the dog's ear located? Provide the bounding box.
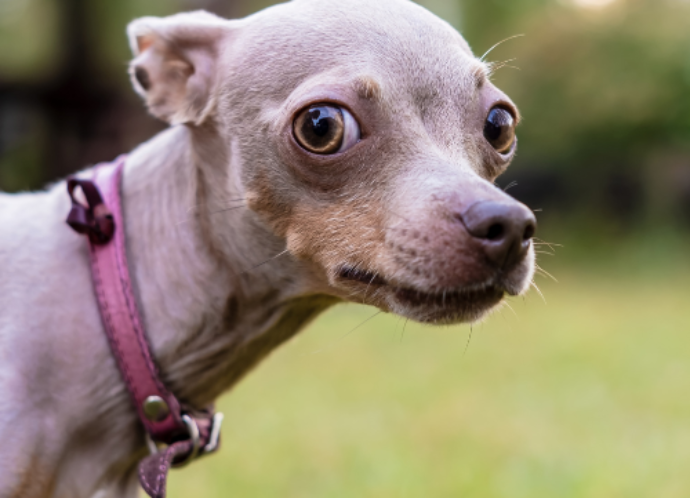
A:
[127,11,230,125]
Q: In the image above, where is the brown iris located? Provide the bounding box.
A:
[484,107,516,154]
[294,105,345,154]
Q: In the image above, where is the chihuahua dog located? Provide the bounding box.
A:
[0,0,535,496]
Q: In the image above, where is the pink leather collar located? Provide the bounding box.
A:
[66,157,223,498]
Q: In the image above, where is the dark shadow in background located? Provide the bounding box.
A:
[0,0,250,188]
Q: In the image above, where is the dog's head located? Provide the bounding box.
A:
[127,0,536,324]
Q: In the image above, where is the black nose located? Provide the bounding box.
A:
[460,200,536,270]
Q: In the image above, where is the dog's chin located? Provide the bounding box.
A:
[336,266,530,325]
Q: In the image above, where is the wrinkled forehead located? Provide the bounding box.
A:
[230,0,484,100]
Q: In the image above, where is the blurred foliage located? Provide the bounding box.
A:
[1,0,690,230]
[0,0,62,81]
[470,0,690,170]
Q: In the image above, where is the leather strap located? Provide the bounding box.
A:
[66,176,114,245]
[66,157,222,498]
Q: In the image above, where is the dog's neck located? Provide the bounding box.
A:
[120,124,335,409]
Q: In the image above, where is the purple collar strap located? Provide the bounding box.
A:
[66,157,223,498]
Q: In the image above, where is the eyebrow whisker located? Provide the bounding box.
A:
[479,34,525,63]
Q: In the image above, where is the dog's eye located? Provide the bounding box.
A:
[484,107,516,154]
[294,104,360,155]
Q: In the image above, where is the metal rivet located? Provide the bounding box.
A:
[142,395,170,422]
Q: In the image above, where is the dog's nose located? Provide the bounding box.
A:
[460,200,536,270]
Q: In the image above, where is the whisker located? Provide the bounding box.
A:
[503,180,519,192]
[463,325,474,357]
[502,300,518,318]
[177,201,248,226]
[530,281,547,304]
[400,318,410,343]
[209,205,247,215]
[240,249,289,275]
[185,197,247,212]
[480,35,524,63]
[533,238,563,250]
[311,310,383,355]
[487,62,521,75]
[490,57,517,66]
[395,316,404,342]
[534,265,558,283]
[487,58,519,73]
[364,272,380,300]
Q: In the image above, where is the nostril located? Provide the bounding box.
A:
[523,223,535,241]
[486,223,504,241]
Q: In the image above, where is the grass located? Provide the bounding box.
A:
[167,248,690,498]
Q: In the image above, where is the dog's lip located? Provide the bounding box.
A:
[337,265,506,306]
[338,266,387,286]
[392,284,504,309]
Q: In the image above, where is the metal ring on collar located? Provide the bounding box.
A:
[203,412,225,455]
[173,415,201,468]
[145,415,202,467]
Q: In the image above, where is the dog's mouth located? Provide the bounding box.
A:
[337,266,506,323]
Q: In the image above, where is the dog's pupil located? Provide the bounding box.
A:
[304,107,341,146]
[309,109,331,137]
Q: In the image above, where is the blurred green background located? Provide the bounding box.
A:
[2,0,689,496]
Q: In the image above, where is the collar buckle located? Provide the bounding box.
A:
[145,412,225,468]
